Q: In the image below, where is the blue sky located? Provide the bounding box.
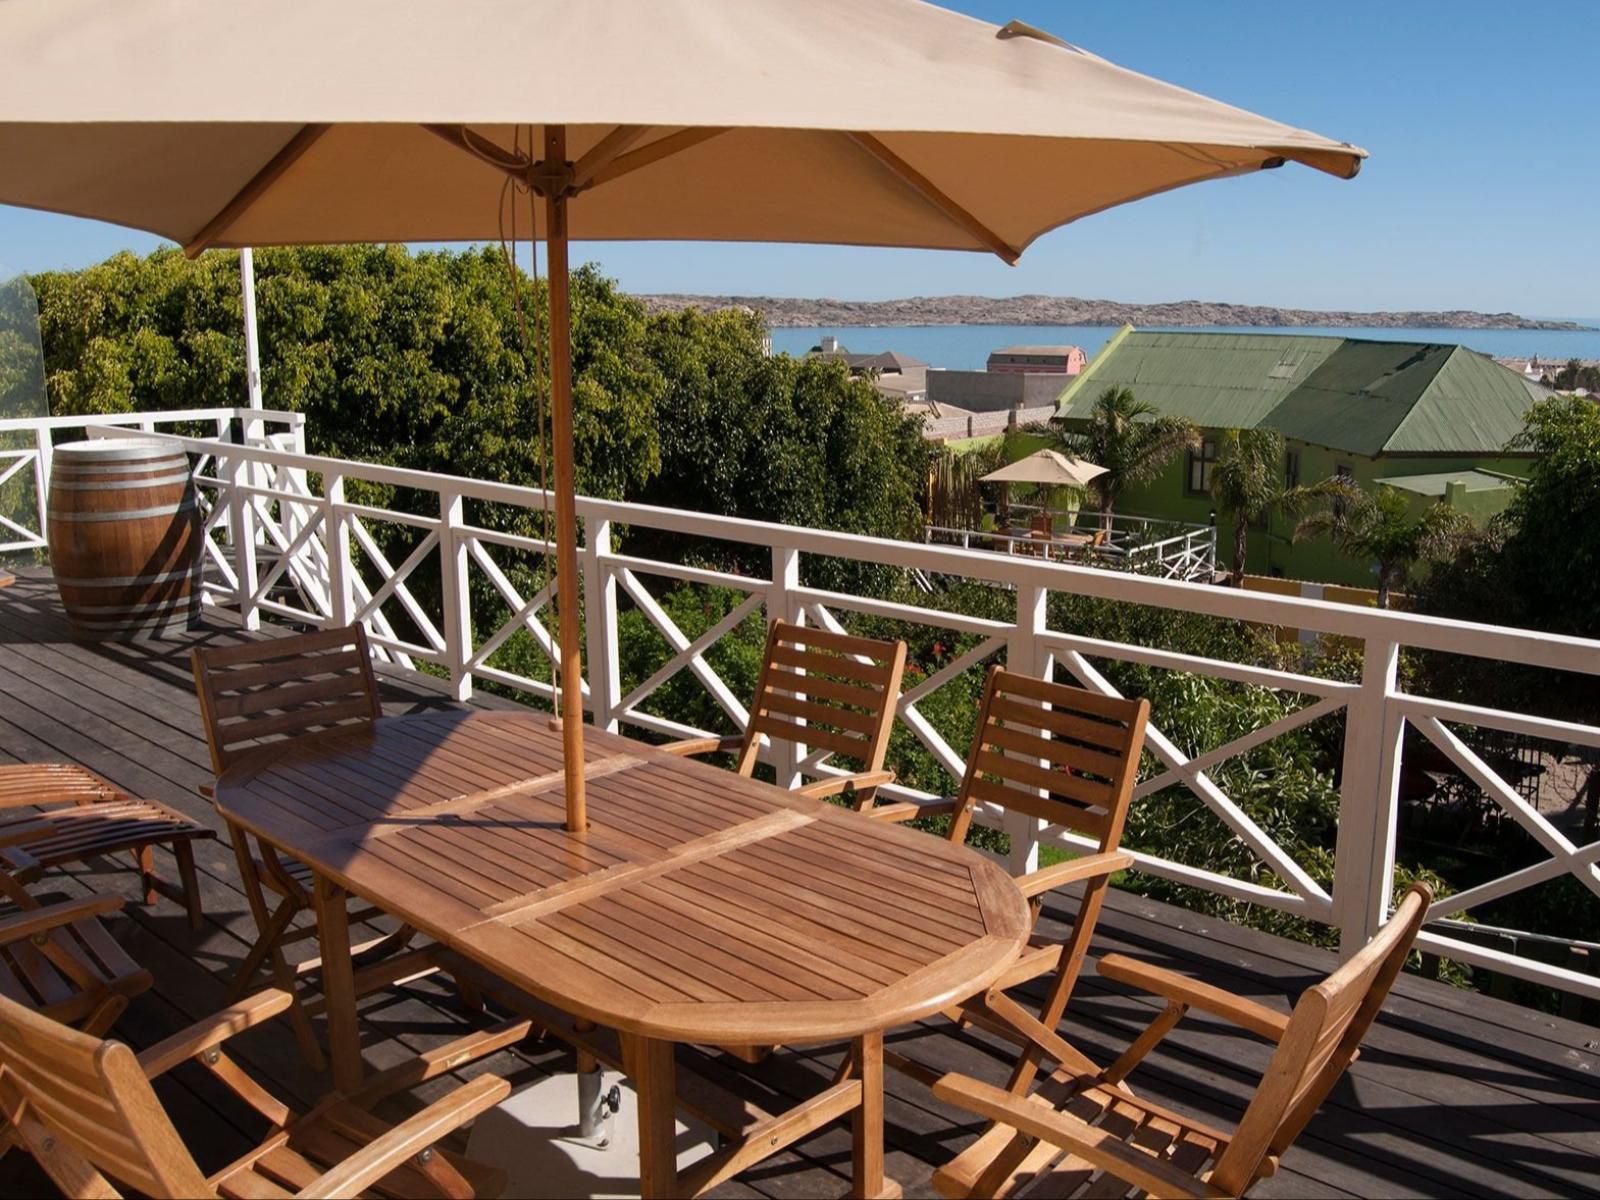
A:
[2,1,1595,316]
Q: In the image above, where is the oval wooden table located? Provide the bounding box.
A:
[216,709,1031,1198]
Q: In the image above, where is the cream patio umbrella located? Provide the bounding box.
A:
[982,449,1108,535]
[981,449,1108,492]
[0,0,1366,829]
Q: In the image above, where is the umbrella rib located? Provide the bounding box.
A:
[423,124,530,178]
[584,126,731,190]
[183,124,330,257]
[846,132,1020,265]
[571,125,654,190]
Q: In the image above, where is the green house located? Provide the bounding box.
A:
[1053,327,1551,585]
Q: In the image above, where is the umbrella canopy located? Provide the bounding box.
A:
[0,0,1366,829]
[0,0,1363,256]
[982,450,1107,490]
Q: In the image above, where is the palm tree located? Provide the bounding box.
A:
[1209,428,1352,583]
[1045,386,1198,525]
[1294,484,1474,608]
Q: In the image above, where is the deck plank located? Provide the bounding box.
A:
[0,567,1596,1198]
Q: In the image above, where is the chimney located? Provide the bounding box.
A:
[820,335,839,353]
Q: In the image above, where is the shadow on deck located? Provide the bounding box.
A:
[0,567,1596,1198]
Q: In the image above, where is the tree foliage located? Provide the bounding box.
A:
[1047,386,1198,520]
[1417,395,1600,718]
[1294,483,1473,608]
[29,246,931,562]
[1209,427,1355,583]
[1540,357,1600,394]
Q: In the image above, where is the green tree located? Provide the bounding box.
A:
[1047,386,1198,524]
[1294,484,1473,608]
[1420,396,1600,653]
[1209,428,1349,583]
[1544,358,1600,394]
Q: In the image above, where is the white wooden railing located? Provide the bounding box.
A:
[925,509,1217,582]
[0,407,306,554]
[6,412,1599,1003]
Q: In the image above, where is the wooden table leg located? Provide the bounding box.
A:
[624,1033,679,1200]
[853,1030,899,1199]
[312,873,363,1092]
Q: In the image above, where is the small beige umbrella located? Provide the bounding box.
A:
[982,449,1106,535]
[981,449,1108,491]
[0,0,1366,828]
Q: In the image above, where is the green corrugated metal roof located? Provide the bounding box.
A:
[1383,345,1552,454]
[1056,331,1342,428]
[1056,330,1552,456]
[1374,468,1521,497]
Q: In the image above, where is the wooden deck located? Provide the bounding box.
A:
[1,565,1598,1198]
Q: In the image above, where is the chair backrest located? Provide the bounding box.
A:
[0,988,212,1197]
[947,666,1149,855]
[736,620,906,782]
[1210,883,1432,1195]
[191,624,382,776]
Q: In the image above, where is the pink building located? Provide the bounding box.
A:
[986,344,1087,375]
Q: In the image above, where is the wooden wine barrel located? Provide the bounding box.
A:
[45,438,200,638]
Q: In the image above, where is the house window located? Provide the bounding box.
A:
[1285,450,1300,491]
[1187,438,1218,495]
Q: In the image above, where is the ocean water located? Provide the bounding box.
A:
[769,322,1600,372]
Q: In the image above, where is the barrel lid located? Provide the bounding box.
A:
[54,437,179,460]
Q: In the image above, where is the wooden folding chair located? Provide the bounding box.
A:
[0,889,151,1038]
[930,884,1433,1198]
[0,981,512,1199]
[871,667,1149,1088]
[0,763,214,931]
[190,624,425,1070]
[662,618,907,811]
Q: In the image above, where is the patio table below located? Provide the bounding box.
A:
[215,709,1030,1199]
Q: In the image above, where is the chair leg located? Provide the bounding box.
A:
[269,930,328,1074]
[137,844,158,907]
[174,840,203,932]
[225,896,298,1004]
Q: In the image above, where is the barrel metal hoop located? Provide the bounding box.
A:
[49,473,194,491]
[46,502,197,522]
[52,569,200,588]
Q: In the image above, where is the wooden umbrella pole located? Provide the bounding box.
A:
[543,126,588,832]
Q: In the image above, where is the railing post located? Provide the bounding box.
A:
[1331,638,1403,956]
[583,515,621,733]
[438,489,472,701]
[769,545,803,789]
[32,426,51,544]
[227,450,260,631]
[1004,582,1054,875]
[325,473,355,629]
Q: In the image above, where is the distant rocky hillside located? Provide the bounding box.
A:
[636,293,1591,332]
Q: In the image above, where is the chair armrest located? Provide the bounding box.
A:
[0,841,43,881]
[865,797,961,823]
[0,895,122,942]
[1098,953,1289,1042]
[659,735,743,758]
[1018,851,1133,899]
[299,1074,511,1199]
[932,1073,1227,1200]
[137,988,296,1079]
[795,770,895,803]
